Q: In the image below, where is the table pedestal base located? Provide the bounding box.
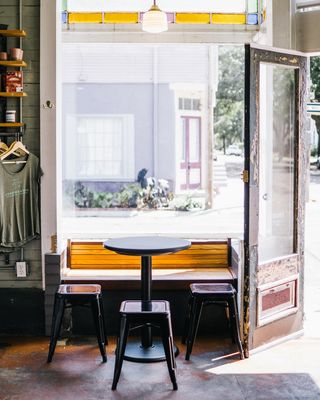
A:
[123,339,179,363]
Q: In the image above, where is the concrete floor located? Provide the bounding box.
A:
[0,333,319,400]
[1,174,320,400]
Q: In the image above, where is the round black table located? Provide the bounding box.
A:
[104,236,191,363]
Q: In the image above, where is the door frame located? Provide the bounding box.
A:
[243,44,308,355]
[40,0,62,288]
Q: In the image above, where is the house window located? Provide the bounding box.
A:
[64,114,135,180]
[178,97,201,111]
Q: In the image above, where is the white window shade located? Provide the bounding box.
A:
[67,0,246,13]
[62,43,208,84]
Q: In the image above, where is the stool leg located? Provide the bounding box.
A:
[185,298,203,361]
[91,297,107,363]
[112,315,129,390]
[228,295,244,360]
[160,317,178,390]
[181,294,193,344]
[47,294,65,363]
[99,295,108,346]
[225,304,236,344]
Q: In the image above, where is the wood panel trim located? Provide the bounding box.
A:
[68,240,229,270]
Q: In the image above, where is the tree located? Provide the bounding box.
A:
[214,46,244,153]
[310,56,320,156]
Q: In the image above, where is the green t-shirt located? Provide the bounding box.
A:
[0,153,41,251]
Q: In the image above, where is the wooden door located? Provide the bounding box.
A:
[243,45,308,356]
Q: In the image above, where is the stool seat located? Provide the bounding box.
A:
[112,300,177,391]
[57,284,101,295]
[120,300,170,314]
[183,283,244,361]
[47,284,107,363]
[190,283,236,296]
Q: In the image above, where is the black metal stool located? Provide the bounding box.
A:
[182,283,244,360]
[112,300,177,391]
[47,284,107,363]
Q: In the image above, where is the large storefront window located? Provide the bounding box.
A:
[61,43,244,236]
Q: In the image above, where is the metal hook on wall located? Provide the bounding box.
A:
[42,100,55,109]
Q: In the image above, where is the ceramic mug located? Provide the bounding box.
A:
[10,48,23,61]
[0,52,7,60]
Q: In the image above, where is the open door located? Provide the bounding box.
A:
[243,45,308,356]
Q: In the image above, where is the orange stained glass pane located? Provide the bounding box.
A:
[176,13,210,24]
[104,13,138,24]
[68,12,103,23]
[211,13,246,24]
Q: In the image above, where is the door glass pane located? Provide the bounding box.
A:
[181,118,186,162]
[259,63,296,262]
[189,118,200,162]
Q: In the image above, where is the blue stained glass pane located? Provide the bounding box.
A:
[247,13,258,25]
[62,11,68,24]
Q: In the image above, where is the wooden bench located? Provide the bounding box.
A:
[63,239,237,290]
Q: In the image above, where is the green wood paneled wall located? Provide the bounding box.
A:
[0,0,41,289]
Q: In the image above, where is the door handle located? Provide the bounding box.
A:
[262,193,268,200]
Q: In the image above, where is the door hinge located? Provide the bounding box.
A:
[242,170,249,183]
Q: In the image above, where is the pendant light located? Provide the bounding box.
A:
[142,0,168,33]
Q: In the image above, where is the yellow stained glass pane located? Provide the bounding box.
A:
[68,13,103,24]
[104,13,138,24]
[176,13,210,24]
[211,14,246,24]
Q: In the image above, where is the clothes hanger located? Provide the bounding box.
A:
[0,140,8,155]
[0,139,29,164]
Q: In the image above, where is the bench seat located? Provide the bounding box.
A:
[63,239,237,290]
[62,269,236,291]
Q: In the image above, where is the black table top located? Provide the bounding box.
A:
[104,236,191,256]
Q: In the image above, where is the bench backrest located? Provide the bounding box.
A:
[68,240,229,270]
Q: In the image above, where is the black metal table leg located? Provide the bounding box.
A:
[123,255,178,362]
[104,236,191,364]
[141,256,152,348]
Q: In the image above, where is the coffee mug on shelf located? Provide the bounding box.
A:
[5,110,16,123]
[10,48,23,61]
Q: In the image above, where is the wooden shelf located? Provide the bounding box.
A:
[0,92,27,97]
[0,30,27,37]
[0,122,24,127]
[0,60,27,67]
